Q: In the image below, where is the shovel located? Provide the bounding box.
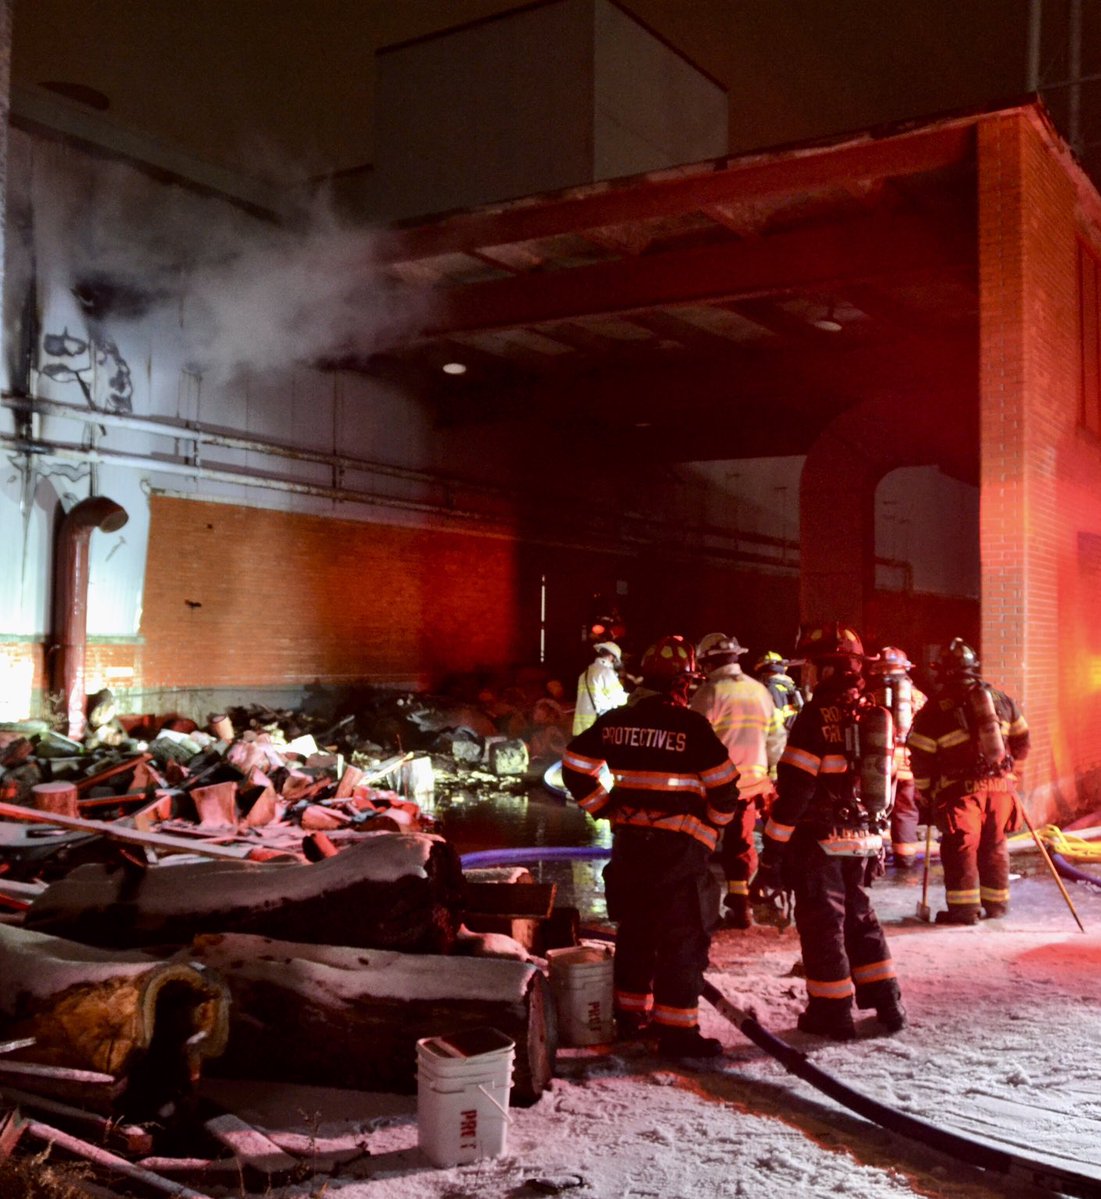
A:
[917,818,934,922]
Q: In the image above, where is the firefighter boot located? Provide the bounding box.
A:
[935,908,980,926]
[722,895,753,930]
[874,982,908,1033]
[656,1024,723,1060]
[797,998,857,1042]
[615,1011,651,1041]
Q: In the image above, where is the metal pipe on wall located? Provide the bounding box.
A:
[1027,0,1043,93]
[51,496,129,739]
[0,431,804,569]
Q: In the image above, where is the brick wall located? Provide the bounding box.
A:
[978,110,1101,820]
[137,496,523,697]
[134,496,811,712]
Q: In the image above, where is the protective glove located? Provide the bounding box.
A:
[753,855,785,895]
[750,843,793,929]
[751,840,788,900]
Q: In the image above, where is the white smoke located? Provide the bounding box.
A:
[22,133,430,383]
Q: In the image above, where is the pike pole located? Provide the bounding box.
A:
[1016,800,1086,933]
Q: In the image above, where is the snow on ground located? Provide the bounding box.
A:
[200,855,1101,1199]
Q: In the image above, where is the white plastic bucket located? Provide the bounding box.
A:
[416,1027,515,1167]
[546,942,615,1046]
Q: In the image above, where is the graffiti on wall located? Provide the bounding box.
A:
[40,327,134,414]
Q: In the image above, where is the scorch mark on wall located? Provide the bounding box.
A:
[41,326,134,414]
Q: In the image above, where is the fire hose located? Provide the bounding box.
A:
[460,844,1101,1199]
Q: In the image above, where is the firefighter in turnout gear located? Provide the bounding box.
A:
[691,632,784,929]
[757,623,905,1041]
[562,635,741,1060]
[867,646,927,868]
[908,638,1030,925]
[753,651,804,732]
[572,641,629,735]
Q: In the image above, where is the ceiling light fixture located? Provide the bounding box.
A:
[442,361,467,375]
[812,301,843,333]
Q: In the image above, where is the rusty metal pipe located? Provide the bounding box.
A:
[51,496,128,739]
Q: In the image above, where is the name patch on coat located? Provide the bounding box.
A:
[601,726,687,751]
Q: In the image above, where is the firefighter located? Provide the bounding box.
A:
[571,641,629,735]
[562,634,741,1060]
[908,638,1031,925]
[866,646,927,869]
[691,632,784,929]
[756,623,905,1041]
[753,651,804,732]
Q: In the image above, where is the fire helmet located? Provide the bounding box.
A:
[795,622,865,662]
[870,645,912,675]
[640,635,702,687]
[696,632,747,664]
[937,637,980,676]
[593,642,622,663]
[754,650,788,675]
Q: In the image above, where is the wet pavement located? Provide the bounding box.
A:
[428,769,1101,935]
[427,769,611,919]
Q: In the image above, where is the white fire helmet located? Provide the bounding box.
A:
[697,632,747,663]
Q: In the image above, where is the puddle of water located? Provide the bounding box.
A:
[425,773,611,920]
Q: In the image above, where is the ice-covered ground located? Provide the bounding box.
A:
[201,852,1101,1199]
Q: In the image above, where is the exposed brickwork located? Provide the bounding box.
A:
[138,497,522,692]
[2,636,167,719]
[978,110,1101,819]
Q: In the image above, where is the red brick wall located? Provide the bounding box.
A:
[1,639,140,721]
[978,110,1101,819]
[138,496,522,693]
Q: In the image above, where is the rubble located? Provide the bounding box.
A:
[0,676,577,1192]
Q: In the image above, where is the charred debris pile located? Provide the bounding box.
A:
[0,678,574,1196]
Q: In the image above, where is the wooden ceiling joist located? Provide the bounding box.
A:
[375,120,975,265]
[420,208,972,338]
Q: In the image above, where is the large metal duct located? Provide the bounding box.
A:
[51,496,129,739]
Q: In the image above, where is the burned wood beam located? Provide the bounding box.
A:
[23,832,466,954]
[374,120,974,262]
[418,210,973,337]
[24,1119,215,1199]
[190,932,556,1105]
[203,1113,298,1182]
[726,298,844,341]
[75,754,153,796]
[0,801,268,863]
[0,1085,153,1155]
[625,308,753,353]
[0,1061,124,1113]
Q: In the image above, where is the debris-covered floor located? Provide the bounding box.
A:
[193,858,1101,1199]
[2,689,1100,1199]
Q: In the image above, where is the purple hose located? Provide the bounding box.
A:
[460,846,609,869]
[1053,852,1101,891]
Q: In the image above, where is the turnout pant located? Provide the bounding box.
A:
[603,826,719,1030]
[719,798,759,907]
[890,777,922,862]
[936,788,1017,918]
[790,838,899,1018]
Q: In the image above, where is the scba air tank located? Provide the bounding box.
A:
[885,676,914,741]
[857,705,894,818]
[968,684,1007,767]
